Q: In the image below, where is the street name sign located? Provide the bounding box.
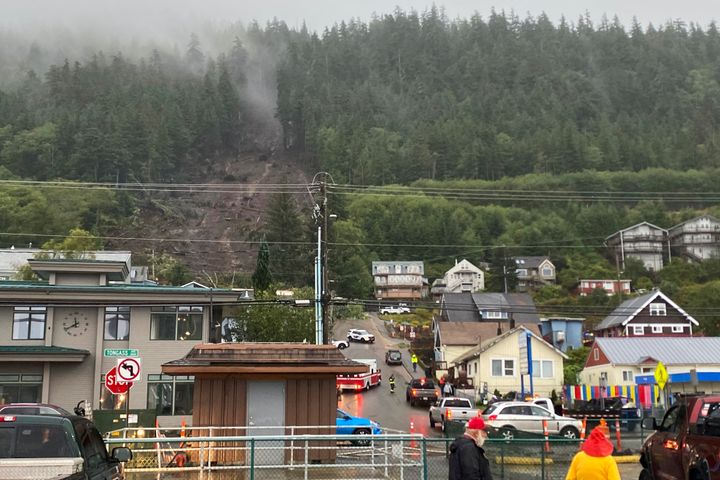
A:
[104,349,139,357]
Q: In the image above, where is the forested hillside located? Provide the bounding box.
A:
[277,9,720,183]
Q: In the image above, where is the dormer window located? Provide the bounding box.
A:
[649,303,666,316]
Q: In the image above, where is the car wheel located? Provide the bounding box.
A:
[559,426,579,439]
[501,426,516,440]
[352,428,371,446]
[429,414,436,428]
[410,398,415,407]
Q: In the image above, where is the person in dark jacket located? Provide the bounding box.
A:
[448,416,493,480]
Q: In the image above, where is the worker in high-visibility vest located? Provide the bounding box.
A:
[411,353,418,373]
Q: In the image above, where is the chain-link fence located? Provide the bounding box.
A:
[107,433,634,480]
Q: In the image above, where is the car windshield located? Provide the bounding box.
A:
[388,351,401,359]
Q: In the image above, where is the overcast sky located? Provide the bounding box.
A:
[2,0,718,35]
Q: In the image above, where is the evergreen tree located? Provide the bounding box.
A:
[252,237,272,292]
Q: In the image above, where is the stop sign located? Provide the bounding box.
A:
[105,366,132,395]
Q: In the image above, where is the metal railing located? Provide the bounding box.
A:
[104,432,618,480]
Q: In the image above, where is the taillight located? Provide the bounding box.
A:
[0,416,16,422]
[446,409,452,420]
[412,389,417,396]
[488,415,497,421]
[434,390,440,396]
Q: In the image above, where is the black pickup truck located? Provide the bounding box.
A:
[564,396,642,431]
[0,414,132,479]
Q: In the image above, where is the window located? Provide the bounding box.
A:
[622,370,634,382]
[593,349,599,361]
[603,282,614,290]
[12,306,46,340]
[104,306,130,340]
[532,360,554,378]
[150,306,203,340]
[633,325,645,335]
[652,325,663,334]
[672,325,684,333]
[649,303,667,316]
[98,375,126,411]
[483,311,504,319]
[76,425,108,470]
[147,374,194,415]
[541,266,554,277]
[491,359,515,377]
[0,374,42,404]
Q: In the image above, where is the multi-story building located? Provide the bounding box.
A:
[605,222,670,271]
[513,256,556,292]
[594,290,697,338]
[576,279,631,296]
[441,259,485,293]
[0,257,249,426]
[372,261,425,300]
[538,317,585,353]
[668,214,720,262]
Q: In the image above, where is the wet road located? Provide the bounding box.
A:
[334,315,443,438]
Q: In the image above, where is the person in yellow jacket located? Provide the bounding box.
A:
[565,427,621,480]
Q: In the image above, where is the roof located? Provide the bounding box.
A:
[668,214,720,233]
[0,346,90,355]
[162,343,369,375]
[595,290,698,330]
[438,322,540,346]
[28,259,129,281]
[454,325,567,364]
[472,293,540,323]
[0,249,131,276]
[606,221,668,241]
[512,256,552,269]
[594,337,720,365]
[441,293,479,322]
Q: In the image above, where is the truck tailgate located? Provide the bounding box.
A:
[0,457,84,479]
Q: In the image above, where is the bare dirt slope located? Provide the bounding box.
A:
[109,147,314,280]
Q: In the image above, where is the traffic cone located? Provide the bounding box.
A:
[614,418,622,451]
[580,417,587,441]
[542,419,550,453]
[180,419,186,438]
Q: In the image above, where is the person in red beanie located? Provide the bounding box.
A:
[565,427,621,480]
[448,416,493,480]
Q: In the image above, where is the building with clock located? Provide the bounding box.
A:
[0,257,250,427]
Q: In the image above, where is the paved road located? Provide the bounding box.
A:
[334,314,443,438]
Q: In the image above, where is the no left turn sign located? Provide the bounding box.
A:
[117,357,142,382]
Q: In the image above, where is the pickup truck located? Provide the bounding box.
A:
[640,394,720,480]
[379,305,411,315]
[564,396,641,431]
[0,414,132,479]
[429,397,480,431]
[406,378,439,407]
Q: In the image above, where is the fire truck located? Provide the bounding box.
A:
[337,359,382,392]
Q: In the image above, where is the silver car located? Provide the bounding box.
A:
[482,402,582,439]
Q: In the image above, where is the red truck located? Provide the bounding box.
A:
[640,395,720,480]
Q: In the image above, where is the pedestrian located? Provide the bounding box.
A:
[443,381,454,397]
[411,353,418,373]
[448,417,493,480]
[564,427,620,480]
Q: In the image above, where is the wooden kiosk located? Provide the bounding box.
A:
[162,343,367,465]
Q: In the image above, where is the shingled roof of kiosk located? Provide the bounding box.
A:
[162,342,369,375]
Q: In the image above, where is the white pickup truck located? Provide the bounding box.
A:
[428,397,480,431]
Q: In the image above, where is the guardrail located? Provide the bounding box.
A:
[105,433,604,480]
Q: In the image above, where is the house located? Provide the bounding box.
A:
[513,256,556,292]
[538,317,585,352]
[605,222,670,272]
[0,256,251,426]
[594,290,698,338]
[453,325,568,398]
[442,259,485,293]
[579,337,720,394]
[433,321,540,372]
[576,279,631,296]
[430,279,446,302]
[0,248,133,281]
[439,292,540,324]
[668,214,720,262]
[372,261,425,300]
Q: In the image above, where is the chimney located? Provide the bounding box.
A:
[510,312,516,329]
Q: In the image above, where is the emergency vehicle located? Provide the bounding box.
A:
[337,358,382,391]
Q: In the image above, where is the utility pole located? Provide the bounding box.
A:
[312,172,335,345]
[320,180,330,345]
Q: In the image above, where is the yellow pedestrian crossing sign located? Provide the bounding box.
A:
[655,362,669,390]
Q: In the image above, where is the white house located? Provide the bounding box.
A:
[442,259,485,293]
[453,325,567,398]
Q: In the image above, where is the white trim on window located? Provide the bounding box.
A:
[671,325,684,333]
[491,358,516,377]
[593,349,599,361]
[633,325,645,335]
[649,302,667,316]
[651,325,662,334]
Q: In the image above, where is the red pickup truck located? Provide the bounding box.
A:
[640,395,720,480]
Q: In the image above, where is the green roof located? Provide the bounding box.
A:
[0,346,90,355]
[0,280,239,295]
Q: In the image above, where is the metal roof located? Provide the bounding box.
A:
[595,290,698,330]
[605,221,668,241]
[0,346,90,355]
[472,292,540,323]
[512,256,551,269]
[596,337,720,365]
[441,293,480,322]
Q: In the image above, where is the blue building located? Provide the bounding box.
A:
[538,317,585,352]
